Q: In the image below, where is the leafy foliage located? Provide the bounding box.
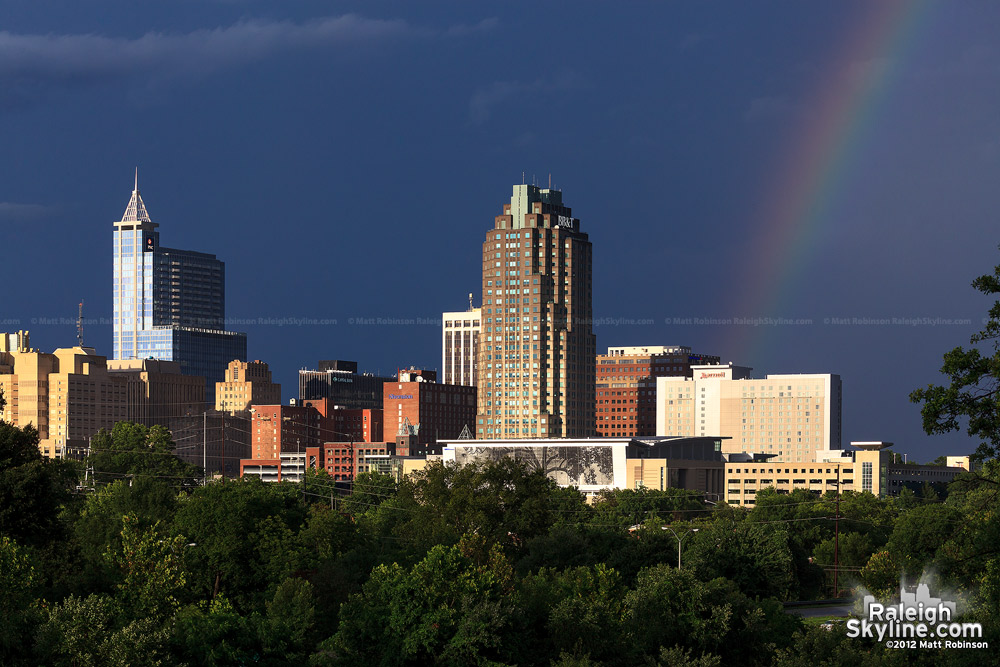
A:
[911,251,1000,461]
[0,417,998,665]
[0,421,77,547]
[86,422,202,488]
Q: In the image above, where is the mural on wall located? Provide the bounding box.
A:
[453,445,614,486]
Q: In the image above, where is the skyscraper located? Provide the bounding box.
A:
[442,297,480,386]
[112,171,246,403]
[476,184,595,439]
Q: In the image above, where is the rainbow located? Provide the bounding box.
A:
[727,0,934,362]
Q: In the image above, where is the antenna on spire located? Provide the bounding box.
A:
[522,171,525,185]
[134,167,138,193]
[548,173,551,189]
[77,301,84,347]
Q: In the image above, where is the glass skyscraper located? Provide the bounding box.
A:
[113,172,246,404]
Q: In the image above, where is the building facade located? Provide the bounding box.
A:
[249,398,382,461]
[596,345,721,438]
[442,301,481,386]
[298,360,395,410]
[656,364,842,462]
[240,442,395,483]
[107,358,205,427]
[112,172,246,404]
[477,184,595,439]
[383,368,477,453]
[724,442,971,505]
[216,360,281,414]
[440,436,725,499]
[165,410,251,478]
[1,332,129,458]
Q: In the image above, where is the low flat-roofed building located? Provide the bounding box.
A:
[724,441,970,505]
[440,436,725,499]
[625,437,725,497]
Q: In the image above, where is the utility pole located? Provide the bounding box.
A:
[221,415,226,481]
[203,412,207,486]
[298,438,304,502]
[834,464,841,596]
[84,436,93,487]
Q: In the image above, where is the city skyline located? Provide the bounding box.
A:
[4,2,1000,461]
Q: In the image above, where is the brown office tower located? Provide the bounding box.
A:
[477,184,595,439]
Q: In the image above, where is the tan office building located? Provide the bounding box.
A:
[724,442,971,505]
[1,332,129,458]
[477,184,595,439]
[656,364,842,462]
[108,358,205,426]
[216,360,281,414]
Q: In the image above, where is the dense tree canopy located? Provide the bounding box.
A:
[86,422,202,488]
[0,416,998,664]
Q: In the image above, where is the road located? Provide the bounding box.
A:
[789,603,853,618]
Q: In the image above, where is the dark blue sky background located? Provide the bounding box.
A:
[3,1,999,461]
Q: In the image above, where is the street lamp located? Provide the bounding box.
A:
[665,526,699,570]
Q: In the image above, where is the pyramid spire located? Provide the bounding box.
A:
[120,167,151,223]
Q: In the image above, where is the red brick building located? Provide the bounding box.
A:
[240,442,395,482]
[249,398,382,460]
[383,368,476,454]
[321,441,393,481]
[596,346,720,438]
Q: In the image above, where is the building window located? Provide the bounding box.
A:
[862,461,873,492]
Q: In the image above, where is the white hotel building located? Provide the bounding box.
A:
[442,303,481,387]
[656,364,842,463]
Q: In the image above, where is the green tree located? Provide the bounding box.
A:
[812,531,876,569]
[911,251,1000,461]
[0,421,77,547]
[772,625,874,667]
[519,564,625,665]
[685,519,797,600]
[386,459,579,556]
[591,487,706,529]
[71,477,179,591]
[621,565,799,666]
[105,513,189,621]
[34,594,170,667]
[86,422,202,488]
[170,596,259,666]
[859,550,912,599]
[326,535,518,666]
[261,577,317,663]
[0,537,42,665]
[885,503,963,574]
[171,477,307,609]
[338,470,398,518]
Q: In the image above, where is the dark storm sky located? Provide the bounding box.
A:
[3,1,1000,462]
